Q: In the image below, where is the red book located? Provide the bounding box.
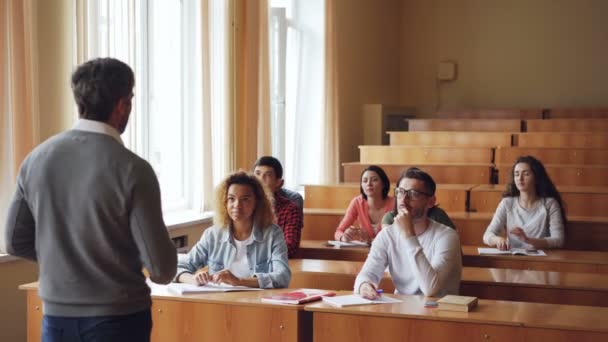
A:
[261,289,336,305]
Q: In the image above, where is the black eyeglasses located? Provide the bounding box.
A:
[394,187,432,200]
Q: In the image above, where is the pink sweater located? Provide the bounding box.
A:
[334,195,395,241]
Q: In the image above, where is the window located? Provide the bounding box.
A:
[79,0,229,214]
[269,0,325,189]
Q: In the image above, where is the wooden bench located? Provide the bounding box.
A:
[496,164,608,186]
[469,184,608,217]
[435,108,543,119]
[526,118,608,132]
[406,118,522,132]
[495,146,608,165]
[289,259,608,307]
[304,183,472,212]
[387,132,513,148]
[359,145,494,164]
[514,132,608,148]
[343,163,493,184]
[452,212,608,251]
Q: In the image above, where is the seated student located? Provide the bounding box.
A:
[253,156,303,258]
[381,169,455,229]
[175,171,291,288]
[334,165,394,243]
[355,167,462,298]
[483,155,566,250]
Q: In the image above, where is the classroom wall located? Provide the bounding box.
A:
[400,0,608,116]
[335,0,402,176]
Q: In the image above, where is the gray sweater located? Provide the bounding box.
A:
[4,129,177,317]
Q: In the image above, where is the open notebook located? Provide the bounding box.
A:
[322,294,402,307]
[166,282,263,295]
[478,247,546,256]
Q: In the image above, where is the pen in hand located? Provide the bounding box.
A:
[376,289,383,297]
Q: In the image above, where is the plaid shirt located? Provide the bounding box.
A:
[274,191,303,258]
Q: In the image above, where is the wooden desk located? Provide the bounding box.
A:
[434,108,543,119]
[288,259,608,307]
[388,131,513,148]
[452,212,608,251]
[407,118,522,132]
[306,293,608,341]
[343,162,493,184]
[526,118,608,132]
[514,132,608,148]
[495,146,608,165]
[545,108,608,119]
[469,184,608,217]
[297,240,608,274]
[304,183,473,212]
[359,145,494,164]
[20,282,312,342]
[496,164,608,187]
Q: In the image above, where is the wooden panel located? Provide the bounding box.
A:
[26,291,42,342]
[313,312,523,342]
[515,132,608,148]
[435,108,543,119]
[304,183,470,212]
[302,210,343,240]
[497,164,608,186]
[495,146,608,165]
[388,132,513,148]
[359,145,494,163]
[151,300,306,342]
[343,163,493,184]
[526,119,608,132]
[546,108,608,119]
[469,185,608,217]
[407,119,522,132]
[452,212,608,251]
[304,184,361,209]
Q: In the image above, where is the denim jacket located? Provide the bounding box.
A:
[175,223,291,288]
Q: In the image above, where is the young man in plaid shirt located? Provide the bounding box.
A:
[254,156,304,258]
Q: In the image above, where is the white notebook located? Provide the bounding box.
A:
[478,248,546,256]
[167,282,263,295]
[326,240,369,248]
[322,294,402,307]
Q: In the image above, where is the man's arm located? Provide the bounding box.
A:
[278,202,303,258]
[402,229,462,296]
[354,230,389,293]
[129,161,177,284]
[4,169,37,261]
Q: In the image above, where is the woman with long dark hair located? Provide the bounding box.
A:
[483,156,567,250]
[334,165,394,243]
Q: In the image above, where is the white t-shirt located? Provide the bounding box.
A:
[229,234,254,279]
[354,219,462,297]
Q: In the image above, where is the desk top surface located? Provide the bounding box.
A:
[305,291,608,333]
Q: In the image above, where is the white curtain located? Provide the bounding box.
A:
[0,0,40,252]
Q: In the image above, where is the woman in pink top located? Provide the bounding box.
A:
[335,165,395,243]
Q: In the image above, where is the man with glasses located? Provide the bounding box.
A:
[355,167,462,298]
